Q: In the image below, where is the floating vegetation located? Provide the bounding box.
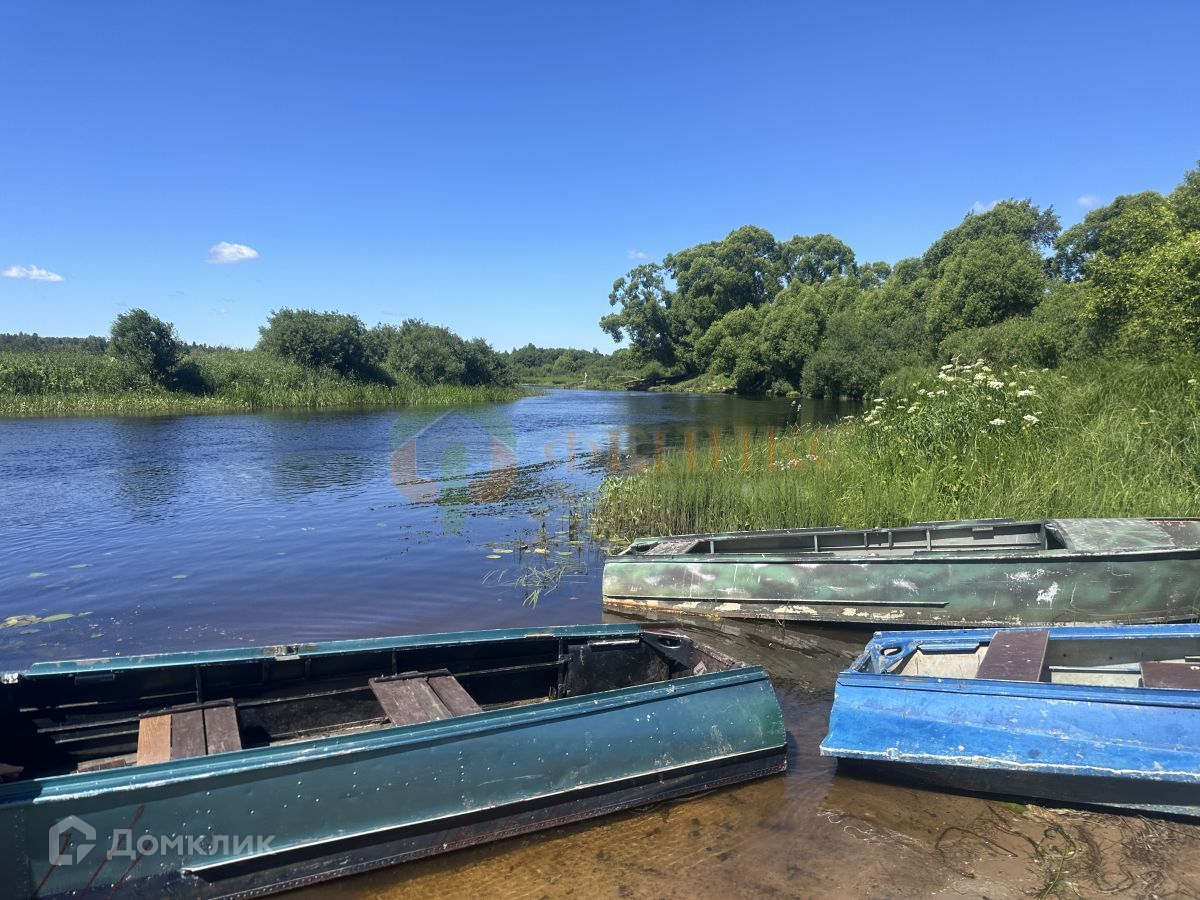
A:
[483,559,590,608]
[28,572,48,579]
[1,612,77,629]
[486,554,502,559]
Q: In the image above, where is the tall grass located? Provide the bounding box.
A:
[594,357,1200,542]
[0,350,526,416]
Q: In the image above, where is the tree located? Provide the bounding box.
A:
[369,320,512,386]
[109,309,184,384]
[258,309,369,375]
[1086,232,1200,358]
[924,235,1047,343]
[779,234,857,285]
[1052,192,1180,281]
[695,305,771,393]
[923,200,1059,274]
[663,226,782,366]
[600,263,677,367]
[1169,161,1200,233]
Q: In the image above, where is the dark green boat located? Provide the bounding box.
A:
[603,518,1200,627]
[0,624,786,899]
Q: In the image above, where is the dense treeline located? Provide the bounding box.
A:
[0,333,108,353]
[501,344,635,387]
[0,308,518,415]
[600,162,1200,397]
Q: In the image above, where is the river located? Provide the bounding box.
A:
[2,389,1198,898]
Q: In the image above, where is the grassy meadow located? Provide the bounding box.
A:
[593,357,1200,543]
[0,349,525,416]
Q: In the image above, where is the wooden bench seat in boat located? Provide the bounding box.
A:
[369,672,481,726]
[136,700,242,765]
[1141,661,1200,690]
[976,629,1049,682]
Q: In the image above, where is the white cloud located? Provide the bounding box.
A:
[626,249,649,260]
[2,264,64,282]
[969,200,1000,215]
[1077,194,1103,209]
[206,241,259,264]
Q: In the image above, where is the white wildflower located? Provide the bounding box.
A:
[989,418,1007,426]
[935,389,947,396]
[1023,414,1040,425]
[987,380,1004,390]
[940,363,953,371]
[1017,389,1035,397]
[1189,379,1198,386]
[906,405,918,414]
[973,373,986,381]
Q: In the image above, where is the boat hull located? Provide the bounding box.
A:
[3,626,787,899]
[819,624,1200,817]
[603,553,1200,626]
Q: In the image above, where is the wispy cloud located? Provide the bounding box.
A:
[626,249,649,260]
[1077,194,1103,209]
[969,200,1000,215]
[2,264,64,282]
[206,241,259,264]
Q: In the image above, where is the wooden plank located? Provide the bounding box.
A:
[170,709,207,760]
[203,705,243,754]
[1141,662,1200,690]
[427,675,482,716]
[137,714,172,765]
[77,753,135,773]
[645,539,698,556]
[370,677,450,726]
[977,629,1049,682]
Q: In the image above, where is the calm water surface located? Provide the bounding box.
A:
[0,389,843,665]
[4,389,1198,898]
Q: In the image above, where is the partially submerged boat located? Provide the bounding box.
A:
[603,518,1200,626]
[819,624,1200,817]
[0,624,786,899]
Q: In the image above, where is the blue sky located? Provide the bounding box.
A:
[2,1,1198,351]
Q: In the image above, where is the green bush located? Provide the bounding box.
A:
[109,309,184,384]
[258,309,369,375]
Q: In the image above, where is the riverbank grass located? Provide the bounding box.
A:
[594,358,1200,542]
[0,350,526,416]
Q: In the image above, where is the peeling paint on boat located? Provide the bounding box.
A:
[604,518,1200,627]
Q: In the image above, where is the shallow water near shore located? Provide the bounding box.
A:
[2,389,1199,898]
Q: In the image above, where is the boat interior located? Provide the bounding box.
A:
[630,520,1067,557]
[0,630,737,782]
[869,629,1200,690]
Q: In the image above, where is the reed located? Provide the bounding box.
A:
[0,350,525,416]
[594,357,1200,543]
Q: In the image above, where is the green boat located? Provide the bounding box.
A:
[603,518,1200,627]
[0,624,786,899]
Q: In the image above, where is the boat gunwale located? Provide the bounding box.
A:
[606,547,1200,564]
[0,660,777,804]
[9,623,648,680]
[834,623,1200,709]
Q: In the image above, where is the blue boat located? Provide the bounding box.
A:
[0,624,786,899]
[820,623,1200,816]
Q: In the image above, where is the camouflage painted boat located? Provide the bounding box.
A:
[603,518,1200,627]
[0,624,786,899]
[820,623,1200,817]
